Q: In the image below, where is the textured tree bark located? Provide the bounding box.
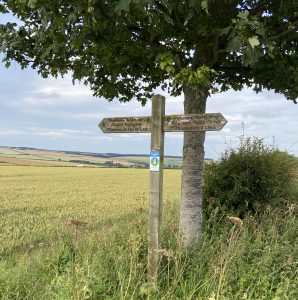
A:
[179,85,208,247]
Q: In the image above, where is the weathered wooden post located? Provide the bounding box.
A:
[98,94,227,285]
[148,95,165,284]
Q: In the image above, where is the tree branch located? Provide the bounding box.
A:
[153,1,170,16]
[209,32,221,66]
[268,21,298,41]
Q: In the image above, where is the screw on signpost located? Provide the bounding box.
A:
[148,94,165,285]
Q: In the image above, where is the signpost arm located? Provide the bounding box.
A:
[148,94,165,285]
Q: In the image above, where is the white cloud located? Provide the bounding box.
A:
[47,131,66,137]
[222,127,232,134]
[224,113,246,123]
[0,129,26,136]
[9,80,94,108]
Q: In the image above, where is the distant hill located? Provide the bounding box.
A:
[0,146,213,168]
[0,146,177,168]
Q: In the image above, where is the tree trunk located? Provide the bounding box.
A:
[179,85,208,248]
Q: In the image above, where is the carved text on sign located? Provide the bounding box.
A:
[99,117,151,133]
[164,113,227,132]
[99,113,227,133]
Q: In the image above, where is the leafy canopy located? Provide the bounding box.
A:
[0,0,297,104]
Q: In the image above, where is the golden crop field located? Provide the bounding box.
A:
[0,166,181,257]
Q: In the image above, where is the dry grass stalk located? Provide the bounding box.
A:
[227,216,244,227]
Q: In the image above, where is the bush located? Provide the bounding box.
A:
[203,135,296,218]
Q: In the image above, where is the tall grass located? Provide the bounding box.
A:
[0,201,297,299]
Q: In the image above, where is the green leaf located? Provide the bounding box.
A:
[242,48,262,66]
[68,13,77,23]
[220,26,231,36]
[184,9,194,25]
[201,0,208,13]
[227,37,242,51]
[160,62,166,70]
[0,4,7,13]
[238,10,249,21]
[28,0,38,9]
[115,0,131,13]
[9,41,21,47]
[166,65,174,73]
[164,14,174,25]
[248,36,260,49]
[256,24,265,36]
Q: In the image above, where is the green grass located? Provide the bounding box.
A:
[0,166,297,299]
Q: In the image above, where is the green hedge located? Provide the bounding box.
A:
[203,136,296,218]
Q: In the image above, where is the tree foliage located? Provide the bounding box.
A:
[0,0,297,104]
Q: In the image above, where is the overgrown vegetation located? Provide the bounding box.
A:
[0,201,297,299]
[0,156,297,299]
[203,136,297,219]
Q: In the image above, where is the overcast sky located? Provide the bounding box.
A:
[0,57,297,159]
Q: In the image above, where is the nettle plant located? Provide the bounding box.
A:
[1,0,297,247]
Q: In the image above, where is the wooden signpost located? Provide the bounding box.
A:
[98,94,227,285]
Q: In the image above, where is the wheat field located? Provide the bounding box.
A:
[0,166,181,257]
